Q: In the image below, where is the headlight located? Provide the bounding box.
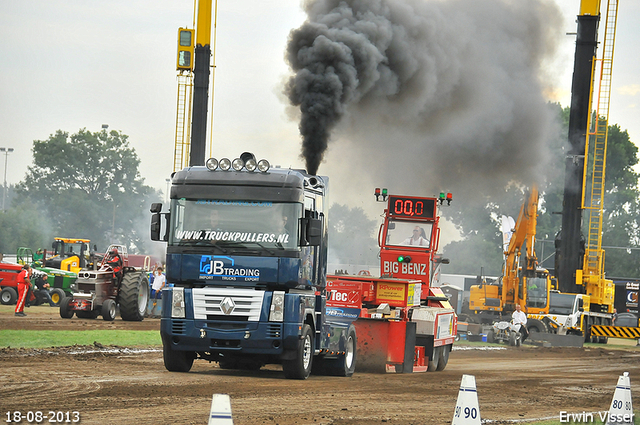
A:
[172,287,185,318]
[232,158,244,171]
[219,158,231,171]
[245,158,257,171]
[257,159,270,172]
[269,291,285,322]
[205,158,218,171]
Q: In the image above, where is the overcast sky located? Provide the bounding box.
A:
[1,0,638,222]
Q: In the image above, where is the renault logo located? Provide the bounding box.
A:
[220,297,236,315]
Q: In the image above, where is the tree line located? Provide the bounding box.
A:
[0,128,162,256]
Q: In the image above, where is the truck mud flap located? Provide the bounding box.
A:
[353,319,415,373]
[527,332,583,347]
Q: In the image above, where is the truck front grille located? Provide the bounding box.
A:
[192,287,264,322]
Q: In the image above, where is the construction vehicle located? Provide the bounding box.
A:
[152,158,357,378]
[553,0,618,339]
[325,190,457,372]
[43,237,97,273]
[468,187,551,328]
[59,244,150,321]
[467,187,604,342]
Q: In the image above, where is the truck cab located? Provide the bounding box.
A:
[152,155,355,379]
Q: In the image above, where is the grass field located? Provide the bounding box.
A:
[0,330,162,348]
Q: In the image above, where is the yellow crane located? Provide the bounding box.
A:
[173,0,218,172]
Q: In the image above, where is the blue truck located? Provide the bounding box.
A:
[150,153,356,379]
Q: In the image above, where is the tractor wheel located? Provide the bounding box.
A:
[101,299,117,321]
[486,329,496,343]
[283,324,314,380]
[1,287,18,305]
[59,297,75,319]
[436,344,451,371]
[119,271,149,321]
[428,346,442,371]
[50,288,65,306]
[163,342,195,372]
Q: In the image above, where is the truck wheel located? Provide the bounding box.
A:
[50,288,65,306]
[101,299,116,321]
[486,329,496,343]
[436,344,451,371]
[322,325,357,377]
[283,324,314,379]
[163,343,195,372]
[1,287,18,305]
[119,271,150,321]
[59,297,75,319]
[428,346,442,371]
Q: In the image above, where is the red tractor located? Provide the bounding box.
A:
[59,245,150,321]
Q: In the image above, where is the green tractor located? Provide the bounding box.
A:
[17,247,78,305]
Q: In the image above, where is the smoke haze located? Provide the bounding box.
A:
[285,0,564,200]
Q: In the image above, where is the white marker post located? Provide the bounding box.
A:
[606,372,633,425]
[452,374,481,425]
[208,394,233,425]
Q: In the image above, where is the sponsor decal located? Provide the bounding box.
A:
[325,307,360,320]
[382,261,427,275]
[199,255,261,281]
[327,289,361,308]
[376,282,406,301]
[176,230,289,244]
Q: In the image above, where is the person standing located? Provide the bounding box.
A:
[512,304,529,343]
[152,266,166,299]
[15,264,32,317]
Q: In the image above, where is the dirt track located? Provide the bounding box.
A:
[2,306,640,425]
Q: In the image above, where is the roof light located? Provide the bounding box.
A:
[232,158,244,171]
[219,158,231,171]
[257,159,270,172]
[397,255,411,263]
[245,158,257,171]
[205,158,218,171]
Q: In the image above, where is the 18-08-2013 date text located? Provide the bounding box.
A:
[5,411,80,423]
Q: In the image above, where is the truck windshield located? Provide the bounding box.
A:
[385,220,433,248]
[169,199,301,250]
[549,293,575,315]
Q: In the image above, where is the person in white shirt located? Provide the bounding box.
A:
[402,226,430,246]
[512,304,529,343]
[152,266,166,299]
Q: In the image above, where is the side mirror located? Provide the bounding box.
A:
[150,203,162,213]
[307,218,322,246]
[151,214,161,241]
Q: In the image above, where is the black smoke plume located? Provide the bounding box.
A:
[285,0,562,195]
